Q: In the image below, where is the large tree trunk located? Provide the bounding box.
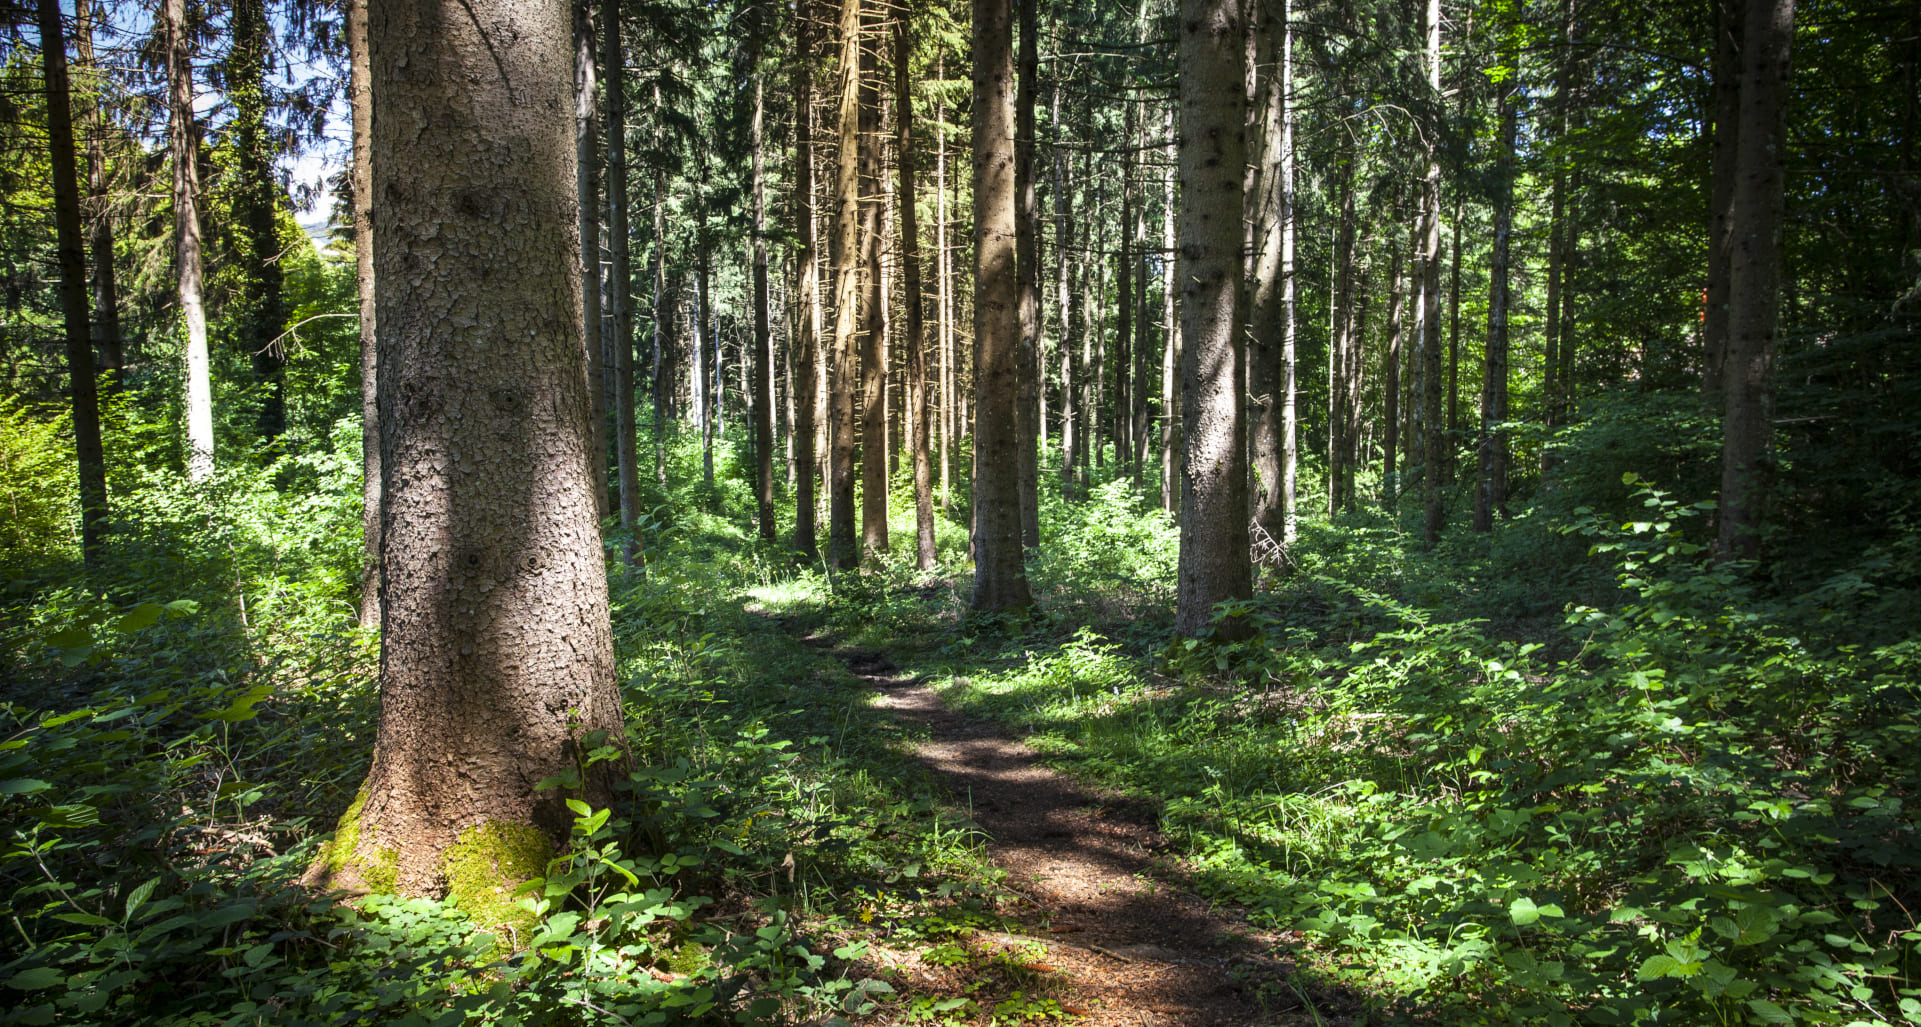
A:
[605,0,640,558]
[38,0,107,568]
[1175,0,1250,638]
[1419,0,1444,547]
[750,37,777,545]
[897,15,936,570]
[313,0,622,904]
[792,0,822,559]
[1382,237,1404,507]
[350,0,379,625]
[1474,63,1518,534]
[828,0,863,570]
[1015,0,1041,550]
[165,0,213,480]
[1719,0,1795,562]
[1278,0,1297,543]
[228,0,286,449]
[858,0,888,563]
[970,0,1033,611]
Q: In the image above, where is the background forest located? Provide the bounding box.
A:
[1,0,1917,1022]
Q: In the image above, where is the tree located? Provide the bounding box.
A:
[1473,47,1517,534]
[165,0,214,480]
[607,0,642,558]
[971,0,1034,612]
[38,0,107,567]
[1719,0,1795,562]
[749,18,777,546]
[350,0,379,626]
[1173,0,1249,637]
[858,0,888,564]
[225,0,286,448]
[897,11,937,570]
[828,0,863,571]
[574,0,607,516]
[1419,0,1444,547]
[791,0,822,559]
[309,0,623,899]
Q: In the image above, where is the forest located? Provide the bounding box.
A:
[0,0,1916,1022]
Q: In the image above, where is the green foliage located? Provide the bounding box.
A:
[0,398,77,573]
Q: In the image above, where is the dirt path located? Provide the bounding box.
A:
[824,643,1320,1027]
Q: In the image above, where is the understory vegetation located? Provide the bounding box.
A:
[5,396,1919,1026]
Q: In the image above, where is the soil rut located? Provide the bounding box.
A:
[822,641,1310,1026]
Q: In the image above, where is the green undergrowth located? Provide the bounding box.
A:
[858,473,1920,1026]
[0,428,1009,1026]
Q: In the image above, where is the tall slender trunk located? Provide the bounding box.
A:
[936,50,952,511]
[1382,237,1404,507]
[1115,104,1136,481]
[1055,83,1077,489]
[1474,63,1517,533]
[350,0,379,623]
[1704,0,1744,395]
[1419,0,1444,546]
[75,0,122,380]
[1445,196,1461,484]
[1175,0,1250,637]
[897,14,936,569]
[1247,2,1288,543]
[1160,106,1179,513]
[792,0,822,557]
[1326,151,1356,515]
[697,260,714,485]
[1278,0,1297,542]
[39,0,106,567]
[166,0,213,480]
[1015,0,1041,549]
[858,0,888,563]
[828,0,864,570]
[606,0,640,555]
[1719,0,1795,562]
[970,0,1033,611]
[575,0,607,515]
[750,38,777,544]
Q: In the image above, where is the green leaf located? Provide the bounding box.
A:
[116,603,165,632]
[1510,896,1541,926]
[46,625,92,649]
[53,912,114,927]
[5,967,63,990]
[1745,999,1793,1024]
[0,778,52,795]
[125,877,160,918]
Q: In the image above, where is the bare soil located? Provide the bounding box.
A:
[820,641,1347,1027]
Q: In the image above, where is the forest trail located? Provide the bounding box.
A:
[811,637,1334,1027]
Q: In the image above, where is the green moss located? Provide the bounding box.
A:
[442,820,552,938]
[662,938,710,975]
[319,786,397,894]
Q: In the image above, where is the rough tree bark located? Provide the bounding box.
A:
[971,0,1034,611]
[309,0,623,907]
[165,0,213,480]
[1174,0,1251,638]
[1719,0,1795,562]
[38,0,107,568]
[1704,0,1744,396]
